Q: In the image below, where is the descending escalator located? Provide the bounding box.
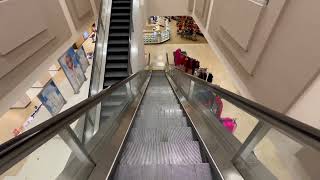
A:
[100,0,132,125]
[104,0,132,88]
[112,71,214,179]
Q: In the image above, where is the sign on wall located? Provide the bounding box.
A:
[76,46,90,72]
[58,47,86,93]
[37,80,66,116]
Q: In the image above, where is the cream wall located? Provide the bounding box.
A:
[287,73,320,129]
[130,0,148,73]
[192,0,320,112]
[0,0,96,116]
[145,0,190,16]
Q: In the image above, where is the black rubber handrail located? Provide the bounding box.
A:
[170,67,320,150]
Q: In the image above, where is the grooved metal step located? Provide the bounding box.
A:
[120,141,202,165]
[112,71,214,179]
[113,163,213,180]
[128,127,194,142]
[133,118,188,128]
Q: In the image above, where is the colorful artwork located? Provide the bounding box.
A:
[59,47,86,93]
[37,80,66,116]
[76,46,90,72]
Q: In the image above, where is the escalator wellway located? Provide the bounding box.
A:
[104,0,132,88]
[100,0,132,125]
[113,71,214,179]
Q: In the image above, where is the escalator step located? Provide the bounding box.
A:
[112,7,130,10]
[128,127,194,142]
[109,33,129,37]
[114,163,213,180]
[107,55,128,61]
[108,40,129,45]
[111,19,130,23]
[113,0,130,4]
[133,118,188,128]
[120,141,202,165]
[105,71,128,78]
[112,13,130,17]
[104,80,120,87]
[106,63,128,69]
[110,26,130,30]
[108,47,129,53]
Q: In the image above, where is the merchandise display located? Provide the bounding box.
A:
[144,16,171,44]
[37,80,66,116]
[59,47,86,93]
[173,48,237,134]
[175,16,202,41]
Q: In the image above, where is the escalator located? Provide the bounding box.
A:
[104,0,132,88]
[1,67,319,180]
[113,71,213,179]
[100,0,132,126]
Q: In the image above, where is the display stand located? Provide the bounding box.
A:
[32,72,52,88]
[10,94,31,109]
[48,62,61,71]
[144,17,170,44]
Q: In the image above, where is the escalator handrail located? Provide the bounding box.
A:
[169,67,320,150]
[0,70,149,172]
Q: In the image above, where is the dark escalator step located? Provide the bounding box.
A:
[112,7,131,13]
[108,40,129,45]
[109,33,129,38]
[112,7,130,10]
[105,71,128,78]
[107,55,128,61]
[106,63,128,69]
[128,127,194,142]
[113,0,130,4]
[104,80,120,88]
[120,141,202,165]
[111,13,130,17]
[108,47,129,53]
[110,26,129,30]
[111,19,130,23]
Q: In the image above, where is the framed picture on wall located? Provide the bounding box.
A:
[58,47,86,93]
[76,46,90,72]
[37,80,66,116]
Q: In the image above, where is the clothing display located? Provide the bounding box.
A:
[220,117,237,133]
[173,48,237,134]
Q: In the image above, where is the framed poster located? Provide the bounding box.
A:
[58,47,86,93]
[37,80,66,116]
[76,46,90,72]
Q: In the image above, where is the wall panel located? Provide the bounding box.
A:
[194,0,211,27]
[207,0,320,112]
[0,0,71,107]
[65,0,94,30]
